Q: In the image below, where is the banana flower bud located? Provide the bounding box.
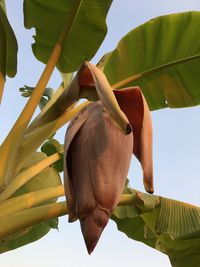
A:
[64,62,153,254]
[78,62,153,193]
[64,102,133,254]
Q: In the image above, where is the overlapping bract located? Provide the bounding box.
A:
[64,102,133,253]
[64,62,153,253]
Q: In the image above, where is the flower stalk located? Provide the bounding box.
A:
[0,191,157,240]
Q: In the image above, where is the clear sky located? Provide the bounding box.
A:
[0,1,200,266]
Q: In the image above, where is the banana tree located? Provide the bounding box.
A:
[0,1,200,266]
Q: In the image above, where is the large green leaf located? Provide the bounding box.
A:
[23,0,113,72]
[0,152,62,253]
[102,11,200,110]
[112,189,200,267]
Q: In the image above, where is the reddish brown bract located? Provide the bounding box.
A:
[64,62,154,254]
[64,102,133,254]
[114,87,154,193]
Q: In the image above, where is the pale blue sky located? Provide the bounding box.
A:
[0,1,200,266]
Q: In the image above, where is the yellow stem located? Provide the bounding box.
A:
[5,15,70,134]
[0,20,70,187]
[0,153,61,202]
[16,45,62,128]
[0,194,137,239]
[14,101,89,174]
[29,73,74,130]
[0,192,158,240]
[0,73,5,104]
[25,101,89,142]
[0,185,64,218]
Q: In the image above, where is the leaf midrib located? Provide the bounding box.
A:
[112,53,200,89]
[58,0,83,45]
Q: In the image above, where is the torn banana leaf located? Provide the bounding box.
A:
[23,0,113,72]
[112,188,200,267]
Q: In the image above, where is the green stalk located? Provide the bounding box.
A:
[0,153,61,202]
[0,185,64,218]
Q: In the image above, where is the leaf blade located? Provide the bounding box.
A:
[24,0,113,72]
[112,188,200,267]
[0,1,18,78]
[102,11,200,110]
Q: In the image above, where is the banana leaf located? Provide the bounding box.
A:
[41,139,64,173]
[0,0,18,101]
[0,0,18,77]
[101,11,200,110]
[23,0,113,72]
[0,219,58,253]
[112,188,200,267]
